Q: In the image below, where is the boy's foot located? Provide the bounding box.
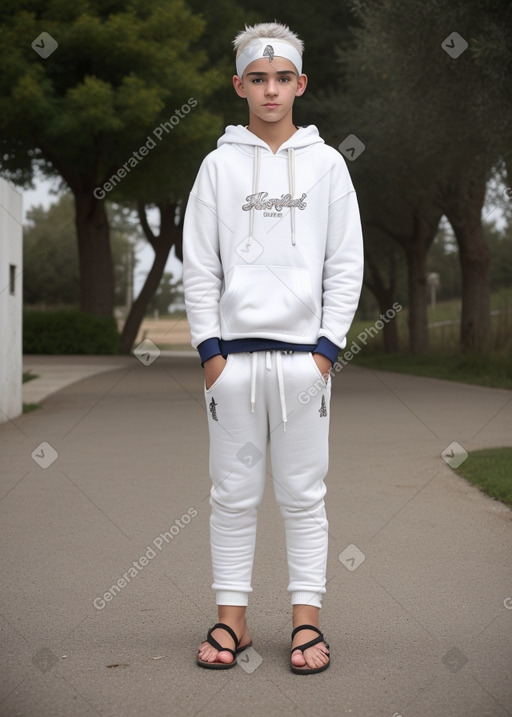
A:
[290,624,330,674]
[197,618,251,667]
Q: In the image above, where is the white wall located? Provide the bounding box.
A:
[0,179,23,423]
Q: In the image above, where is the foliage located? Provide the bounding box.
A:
[23,194,141,307]
[0,0,225,326]
[310,0,512,352]
[145,272,183,316]
[0,0,223,193]
[23,309,120,354]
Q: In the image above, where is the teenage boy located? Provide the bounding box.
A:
[183,21,364,674]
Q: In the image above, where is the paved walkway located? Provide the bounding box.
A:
[1,355,511,717]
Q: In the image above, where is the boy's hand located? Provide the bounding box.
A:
[312,353,332,384]
[204,354,227,390]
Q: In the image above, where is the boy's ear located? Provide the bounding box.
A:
[233,75,247,98]
[295,73,308,97]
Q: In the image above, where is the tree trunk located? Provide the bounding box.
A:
[452,220,490,351]
[379,295,400,352]
[119,240,171,353]
[401,208,442,356]
[364,249,400,352]
[119,200,183,353]
[405,242,429,355]
[74,188,114,316]
[443,172,490,352]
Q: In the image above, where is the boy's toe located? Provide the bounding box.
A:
[291,650,307,667]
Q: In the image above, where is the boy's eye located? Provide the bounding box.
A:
[249,76,292,84]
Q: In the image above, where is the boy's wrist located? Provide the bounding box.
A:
[198,337,222,366]
[313,337,340,365]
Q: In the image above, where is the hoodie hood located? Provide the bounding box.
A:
[217,125,325,247]
[217,124,325,152]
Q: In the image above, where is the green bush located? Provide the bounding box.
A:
[23,310,120,354]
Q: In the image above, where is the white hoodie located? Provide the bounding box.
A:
[183,125,364,363]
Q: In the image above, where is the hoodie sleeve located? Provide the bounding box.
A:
[182,156,223,359]
[317,155,364,353]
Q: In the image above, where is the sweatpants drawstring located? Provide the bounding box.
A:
[249,351,288,430]
[275,351,288,431]
[250,351,258,412]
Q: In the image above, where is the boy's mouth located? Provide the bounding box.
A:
[264,103,279,108]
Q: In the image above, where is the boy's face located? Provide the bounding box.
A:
[233,57,307,126]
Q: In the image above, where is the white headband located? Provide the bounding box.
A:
[236,38,302,77]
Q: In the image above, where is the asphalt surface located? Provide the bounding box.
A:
[1,354,511,717]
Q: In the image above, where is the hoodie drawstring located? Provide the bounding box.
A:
[288,147,296,246]
[246,145,261,249]
[248,144,297,247]
[250,351,289,431]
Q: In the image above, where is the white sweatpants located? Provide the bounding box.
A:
[203,350,332,609]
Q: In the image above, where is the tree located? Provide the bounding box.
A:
[315,0,511,353]
[0,0,222,325]
[23,196,80,306]
[146,272,183,316]
[23,194,140,308]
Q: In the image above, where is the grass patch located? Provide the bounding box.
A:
[23,372,40,412]
[352,350,512,390]
[23,371,38,384]
[455,447,512,507]
[23,403,40,414]
[347,292,512,389]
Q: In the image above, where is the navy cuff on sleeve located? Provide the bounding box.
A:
[198,338,222,366]
[313,337,340,365]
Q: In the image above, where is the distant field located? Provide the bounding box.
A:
[134,312,192,350]
[132,293,512,389]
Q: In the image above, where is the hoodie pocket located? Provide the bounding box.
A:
[221,265,318,338]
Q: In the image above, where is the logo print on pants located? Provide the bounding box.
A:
[209,397,218,421]
[319,396,327,418]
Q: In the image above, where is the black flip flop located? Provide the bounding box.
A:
[197,622,252,669]
[290,624,330,674]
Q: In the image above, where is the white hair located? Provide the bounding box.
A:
[233,22,304,59]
